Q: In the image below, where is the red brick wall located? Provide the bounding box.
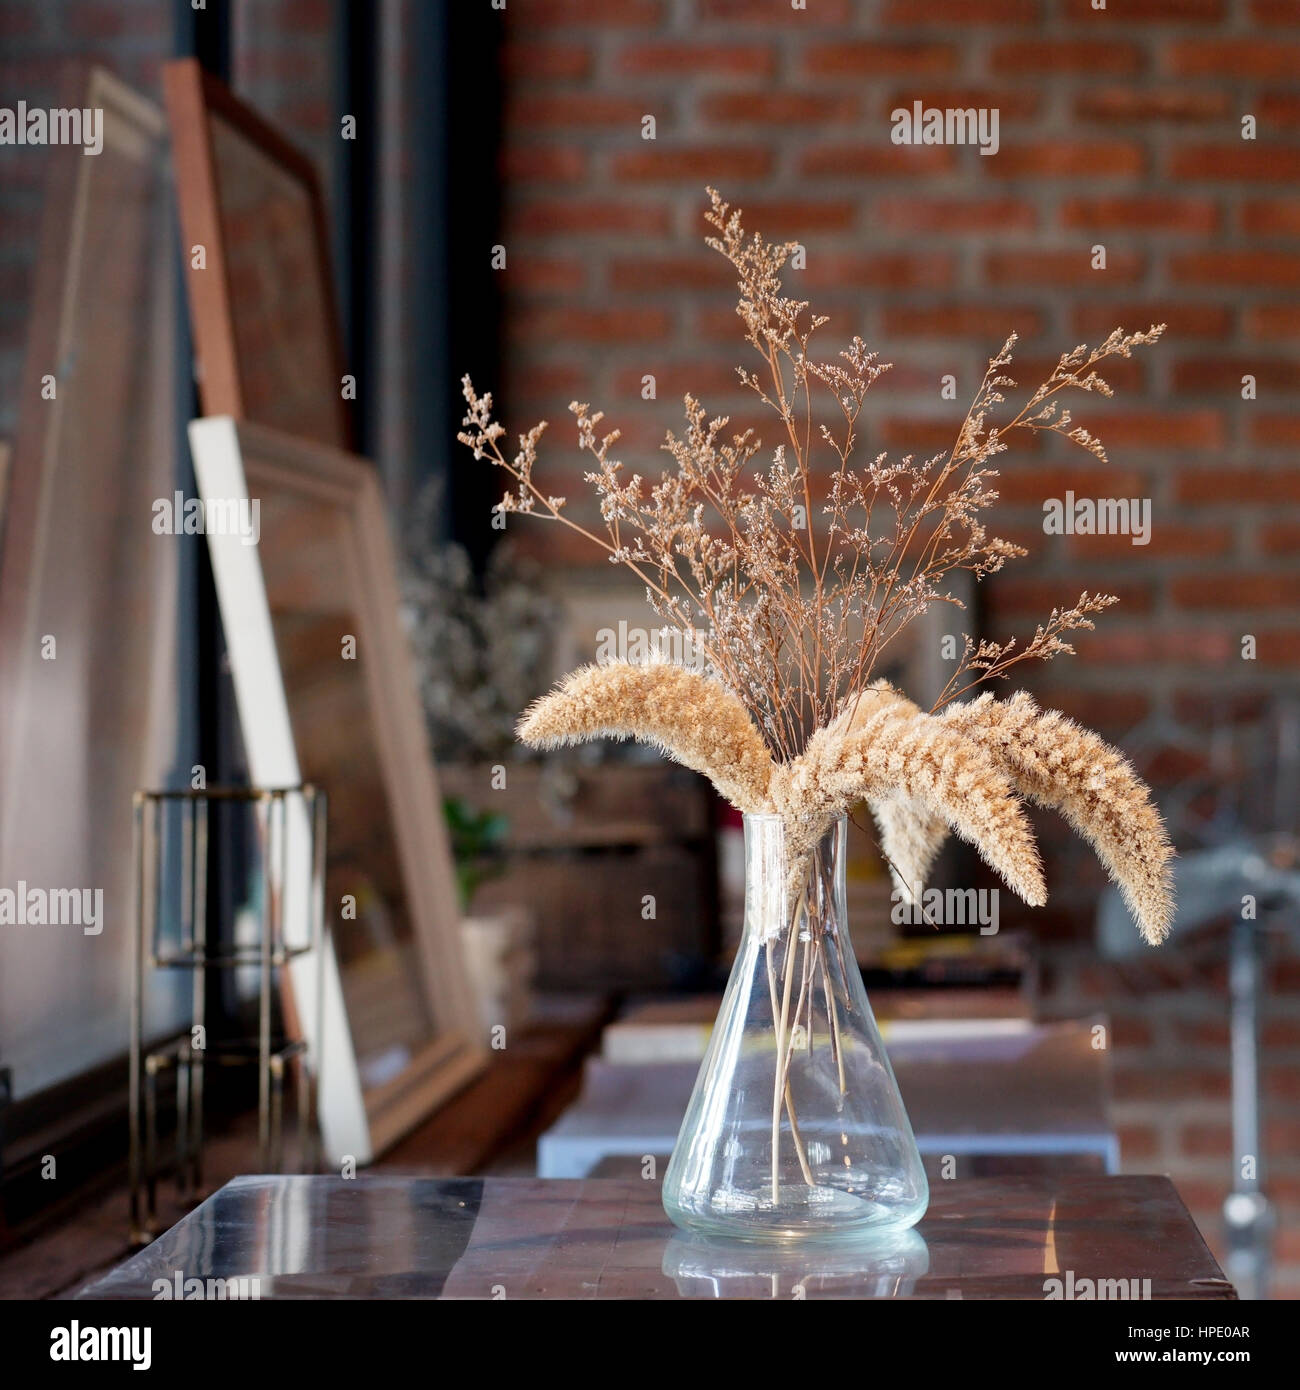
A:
[2,0,1297,1298]
[496,0,1300,1294]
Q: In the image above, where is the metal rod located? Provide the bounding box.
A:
[129,794,146,1243]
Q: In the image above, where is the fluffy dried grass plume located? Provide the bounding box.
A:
[943,693,1175,945]
[518,660,776,816]
[470,189,1176,946]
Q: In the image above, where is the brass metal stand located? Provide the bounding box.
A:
[129,785,327,1245]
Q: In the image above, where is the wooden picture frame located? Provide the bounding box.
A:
[188,417,484,1162]
[163,58,351,449]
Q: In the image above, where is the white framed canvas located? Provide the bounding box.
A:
[189,416,484,1163]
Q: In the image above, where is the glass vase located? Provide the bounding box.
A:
[662,813,929,1243]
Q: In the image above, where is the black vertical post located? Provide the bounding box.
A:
[333,0,378,460]
[409,0,502,567]
[172,0,234,1036]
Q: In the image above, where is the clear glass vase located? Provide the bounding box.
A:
[662,813,929,1243]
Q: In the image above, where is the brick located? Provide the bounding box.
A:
[989,143,1144,178]
[1251,415,1300,447]
[611,147,772,181]
[508,305,673,344]
[1167,40,1300,80]
[508,362,589,403]
[989,576,1153,617]
[501,145,587,183]
[1184,461,1300,505]
[801,145,956,177]
[1080,623,1237,665]
[1174,359,1300,394]
[608,256,731,292]
[880,88,1042,122]
[1063,196,1218,233]
[1118,1123,1161,1160]
[984,248,1145,286]
[612,362,743,400]
[804,42,959,78]
[1257,630,1300,666]
[506,198,674,237]
[1170,146,1300,182]
[997,465,1145,505]
[1041,689,1155,733]
[699,91,860,124]
[800,252,955,291]
[884,304,1044,339]
[1262,519,1300,554]
[507,93,650,128]
[1251,0,1300,20]
[504,256,586,295]
[502,43,592,81]
[1073,302,1233,340]
[1176,1019,1231,1048]
[1076,88,1229,123]
[617,43,775,77]
[1117,1068,1230,1102]
[874,196,1038,233]
[1172,573,1300,610]
[1264,1018,1300,1046]
[1088,409,1225,448]
[882,0,1041,18]
[1014,355,1146,393]
[725,199,856,234]
[1260,92,1300,127]
[878,416,980,453]
[697,0,853,18]
[1064,0,1225,13]
[510,0,662,26]
[1171,251,1300,286]
[1070,525,1231,563]
[991,41,1143,76]
[1181,1123,1232,1156]
[1241,200,1300,235]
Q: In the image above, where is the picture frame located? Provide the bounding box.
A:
[0,66,190,1099]
[163,58,351,449]
[188,416,485,1163]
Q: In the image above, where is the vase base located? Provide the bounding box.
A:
[665,1180,927,1245]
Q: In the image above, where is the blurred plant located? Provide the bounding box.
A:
[443,796,508,914]
[401,479,560,763]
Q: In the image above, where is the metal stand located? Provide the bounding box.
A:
[129,785,327,1245]
[1224,912,1277,1301]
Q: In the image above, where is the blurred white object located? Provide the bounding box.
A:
[460,908,535,1039]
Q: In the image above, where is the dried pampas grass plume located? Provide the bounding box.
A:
[942,692,1175,945]
[782,700,1047,908]
[517,660,776,815]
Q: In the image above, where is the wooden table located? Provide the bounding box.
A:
[79,1174,1234,1300]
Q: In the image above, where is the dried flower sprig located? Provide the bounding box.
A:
[462,190,1175,945]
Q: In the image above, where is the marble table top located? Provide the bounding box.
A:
[80,1174,1234,1300]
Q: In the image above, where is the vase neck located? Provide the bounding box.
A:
[740,814,848,943]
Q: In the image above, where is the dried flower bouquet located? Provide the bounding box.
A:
[460,187,1173,946]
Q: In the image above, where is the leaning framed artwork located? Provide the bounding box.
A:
[0,66,190,1100]
[163,58,350,448]
[188,417,484,1162]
